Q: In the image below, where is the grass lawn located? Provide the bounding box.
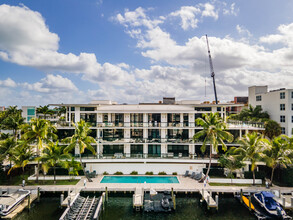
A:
[26,179,80,185]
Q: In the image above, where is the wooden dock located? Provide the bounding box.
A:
[199,188,218,210]
[133,187,144,211]
[2,194,38,219]
[61,188,81,207]
[273,192,293,210]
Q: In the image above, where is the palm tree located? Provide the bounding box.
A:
[233,132,266,185]
[264,120,282,139]
[0,136,17,166]
[63,157,82,177]
[39,141,70,184]
[263,135,293,186]
[63,120,96,182]
[219,149,245,178]
[36,105,54,120]
[22,118,57,182]
[0,106,24,139]
[8,141,33,180]
[193,112,233,181]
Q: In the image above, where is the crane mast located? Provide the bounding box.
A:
[205,34,218,104]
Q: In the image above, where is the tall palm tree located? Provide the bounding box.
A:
[63,157,82,177]
[0,136,17,166]
[1,106,24,139]
[63,120,96,182]
[8,141,33,180]
[193,112,233,181]
[22,118,57,182]
[233,132,266,185]
[263,135,293,185]
[36,105,54,120]
[219,149,245,178]
[39,141,70,184]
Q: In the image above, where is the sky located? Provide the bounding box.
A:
[0,0,293,107]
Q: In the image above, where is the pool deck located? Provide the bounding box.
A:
[0,175,293,194]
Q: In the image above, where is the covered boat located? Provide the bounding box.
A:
[0,189,30,216]
[253,191,291,220]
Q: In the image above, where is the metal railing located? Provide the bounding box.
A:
[227,120,265,129]
[96,138,194,144]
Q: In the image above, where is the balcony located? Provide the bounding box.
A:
[227,120,265,129]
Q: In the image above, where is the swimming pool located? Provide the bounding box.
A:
[100,176,179,183]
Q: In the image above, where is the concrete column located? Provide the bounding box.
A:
[97,113,103,123]
[239,129,242,138]
[161,113,167,127]
[143,113,148,127]
[180,113,183,127]
[143,128,148,139]
[108,113,111,122]
[75,107,80,122]
[161,129,166,142]
[161,144,167,155]
[189,129,194,139]
[189,144,194,158]
[212,144,217,154]
[124,113,130,127]
[124,144,130,157]
[124,129,130,140]
[189,113,195,127]
[143,143,148,158]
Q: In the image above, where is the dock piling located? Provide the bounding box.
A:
[282,197,286,207]
[105,187,108,202]
[215,195,219,211]
[291,197,293,207]
[240,189,243,203]
[60,194,64,207]
[27,194,31,211]
[37,187,40,202]
[249,194,252,211]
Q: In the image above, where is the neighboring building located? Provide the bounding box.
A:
[21,106,36,123]
[0,106,5,112]
[249,86,293,136]
[226,96,248,115]
[50,97,264,175]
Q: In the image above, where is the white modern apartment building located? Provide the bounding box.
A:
[51,97,264,175]
[249,86,293,136]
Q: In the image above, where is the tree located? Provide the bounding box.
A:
[193,112,233,181]
[22,118,57,182]
[263,135,293,185]
[36,105,54,119]
[219,149,245,178]
[233,132,266,185]
[230,105,269,122]
[39,141,70,184]
[8,141,33,179]
[264,120,282,139]
[0,136,17,166]
[0,106,24,139]
[63,157,82,177]
[63,120,96,182]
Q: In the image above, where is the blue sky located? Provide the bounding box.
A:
[0,0,293,106]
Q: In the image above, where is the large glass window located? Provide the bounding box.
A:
[27,108,35,116]
[103,145,124,155]
[111,113,124,126]
[130,129,143,138]
[167,113,180,126]
[183,113,189,126]
[80,107,96,111]
[102,114,108,123]
[167,129,188,140]
[131,144,143,154]
[103,129,124,140]
[148,129,160,139]
[168,145,189,157]
[130,113,143,126]
[80,113,96,125]
[194,107,211,111]
[148,144,161,156]
[148,113,161,127]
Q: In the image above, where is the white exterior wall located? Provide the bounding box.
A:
[86,162,206,175]
[249,86,293,136]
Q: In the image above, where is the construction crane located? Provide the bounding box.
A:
[205,34,218,104]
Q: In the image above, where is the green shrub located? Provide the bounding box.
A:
[158,171,166,175]
[103,171,109,175]
[130,171,138,175]
[203,168,225,177]
[145,171,153,175]
[172,172,177,175]
[244,171,266,179]
[114,171,123,175]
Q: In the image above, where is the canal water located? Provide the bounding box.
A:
[14,193,293,220]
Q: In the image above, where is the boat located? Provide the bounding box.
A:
[252,191,292,220]
[0,189,31,216]
[144,191,175,213]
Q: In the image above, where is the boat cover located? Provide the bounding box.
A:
[261,191,275,198]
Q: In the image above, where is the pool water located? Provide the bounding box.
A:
[100,176,179,183]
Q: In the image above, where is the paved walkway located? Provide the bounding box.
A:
[0,175,293,194]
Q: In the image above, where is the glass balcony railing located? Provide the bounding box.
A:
[96,138,194,144]
[227,120,265,129]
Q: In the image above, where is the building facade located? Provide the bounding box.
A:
[51,98,264,175]
[249,86,293,136]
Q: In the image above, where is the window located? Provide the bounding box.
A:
[280,115,285,123]
[280,104,285,111]
[217,107,221,111]
[256,95,262,101]
[280,92,285,99]
[292,103,293,111]
[292,91,293,98]
[27,108,35,116]
[80,107,95,111]
[70,107,75,111]
[292,115,293,123]
[281,127,285,134]
[194,107,212,111]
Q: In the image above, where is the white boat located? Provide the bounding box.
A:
[0,189,31,216]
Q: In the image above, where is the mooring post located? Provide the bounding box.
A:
[0,188,2,195]
[60,194,64,207]
[249,194,252,211]
[7,188,9,194]
[202,188,204,200]
[240,189,243,203]
[282,197,286,207]
[27,194,31,211]
[37,187,40,202]
[215,195,219,211]
[102,193,105,210]
[207,196,210,210]
[291,197,293,208]
[106,187,108,202]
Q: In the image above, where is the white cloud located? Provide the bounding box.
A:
[223,3,238,16]
[170,6,201,30]
[236,25,252,38]
[22,74,78,93]
[201,3,218,20]
[0,78,17,87]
